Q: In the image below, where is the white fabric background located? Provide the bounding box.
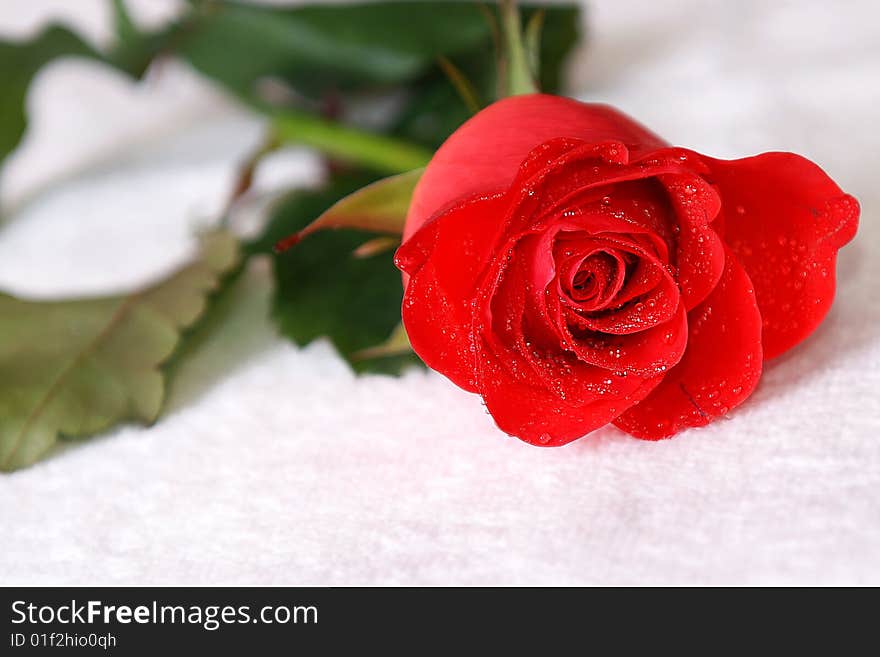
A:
[1,0,878,585]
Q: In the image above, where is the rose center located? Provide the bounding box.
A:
[572,269,595,292]
[565,250,624,307]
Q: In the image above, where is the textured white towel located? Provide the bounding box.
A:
[1,0,878,585]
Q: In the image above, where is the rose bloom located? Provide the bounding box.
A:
[395,95,859,445]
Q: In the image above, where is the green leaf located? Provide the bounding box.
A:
[436,56,483,115]
[274,168,422,252]
[174,1,497,99]
[255,176,414,375]
[390,4,581,148]
[0,231,240,471]
[349,322,422,374]
[161,1,578,105]
[0,26,99,168]
[111,0,140,44]
[105,0,174,76]
[350,322,411,359]
[354,322,411,357]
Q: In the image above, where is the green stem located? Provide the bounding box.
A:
[271,110,433,175]
[499,0,539,96]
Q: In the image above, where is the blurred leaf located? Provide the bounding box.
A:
[351,324,425,375]
[106,0,174,76]
[274,168,422,252]
[390,73,479,149]
[167,2,578,105]
[111,0,139,43]
[351,322,411,360]
[175,1,494,99]
[256,176,415,374]
[436,55,482,115]
[391,4,581,148]
[0,231,240,471]
[0,26,98,167]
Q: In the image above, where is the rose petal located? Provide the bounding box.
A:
[476,331,662,446]
[610,253,666,306]
[658,173,725,309]
[488,232,563,354]
[396,193,508,391]
[532,148,685,222]
[699,151,859,359]
[614,248,763,439]
[513,137,586,185]
[561,303,689,376]
[507,144,697,241]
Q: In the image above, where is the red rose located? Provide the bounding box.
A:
[395,94,859,445]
